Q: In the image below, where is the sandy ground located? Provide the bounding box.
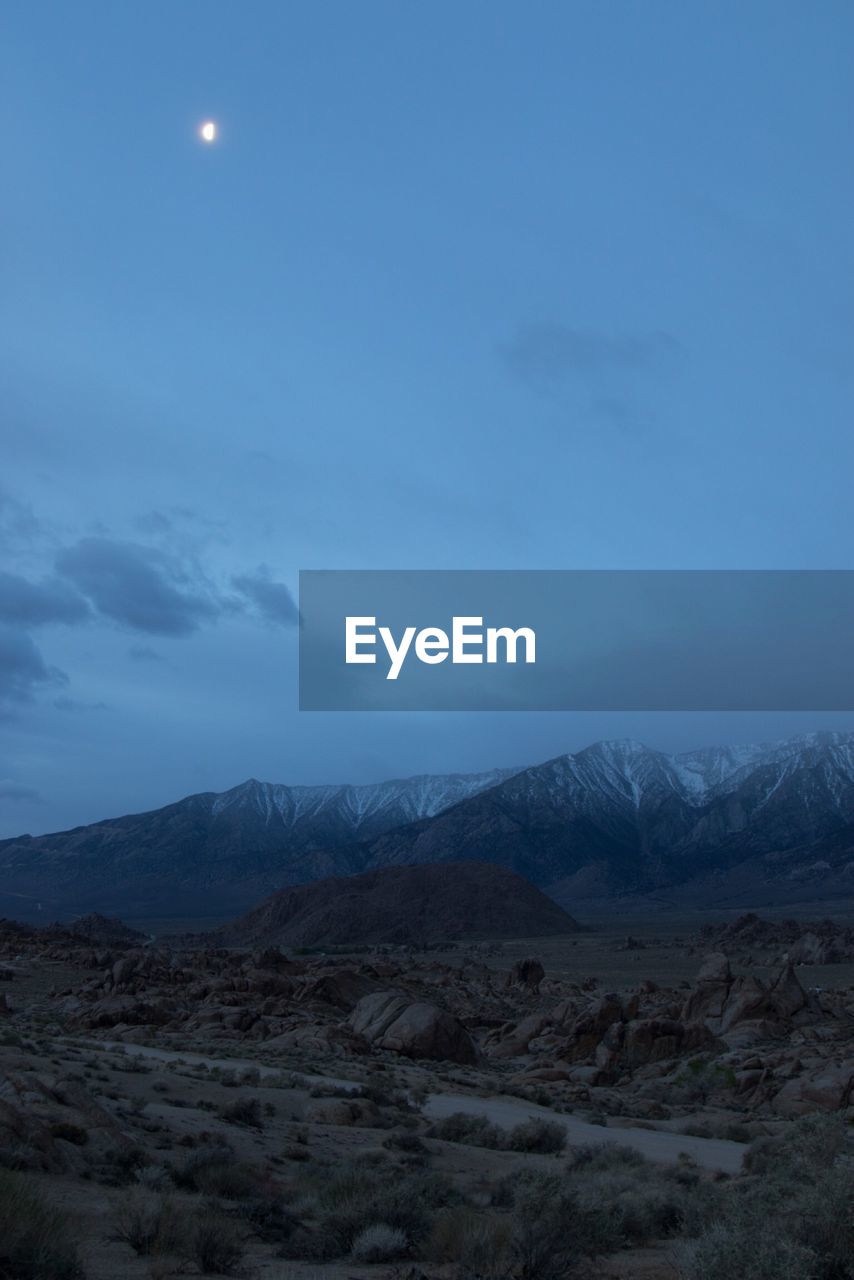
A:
[92,1037,744,1173]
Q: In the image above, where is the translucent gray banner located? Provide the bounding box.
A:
[298,570,854,711]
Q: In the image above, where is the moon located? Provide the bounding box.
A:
[199,121,217,143]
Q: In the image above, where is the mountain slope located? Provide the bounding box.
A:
[3,733,854,920]
[216,861,579,947]
[357,734,854,909]
[0,767,518,920]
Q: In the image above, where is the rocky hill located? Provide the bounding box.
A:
[215,862,579,947]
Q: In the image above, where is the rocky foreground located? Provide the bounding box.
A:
[1,913,853,1279]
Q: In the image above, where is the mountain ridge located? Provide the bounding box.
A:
[2,731,854,920]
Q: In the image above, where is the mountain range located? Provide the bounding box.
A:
[2,732,854,921]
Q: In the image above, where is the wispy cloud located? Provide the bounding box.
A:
[499,322,682,388]
[0,778,42,802]
[128,644,165,663]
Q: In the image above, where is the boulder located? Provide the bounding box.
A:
[507,958,545,993]
[773,1064,854,1115]
[349,991,476,1064]
[682,957,819,1041]
[488,1012,552,1060]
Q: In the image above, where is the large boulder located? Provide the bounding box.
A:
[772,1063,854,1116]
[595,1017,717,1071]
[349,991,476,1064]
[681,953,733,1025]
[682,956,819,1041]
[487,1012,552,1060]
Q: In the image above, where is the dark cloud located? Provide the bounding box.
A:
[0,779,42,802]
[232,566,299,628]
[0,571,90,627]
[56,537,219,636]
[0,626,67,703]
[499,323,681,386]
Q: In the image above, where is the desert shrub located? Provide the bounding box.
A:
[427,1111,566,1153]
[678,1217,818,1280]
[744,1114,848,1180]
[505,1118,566,1154]
[567,1157,720,1249]
[49,1122,88,1146]
[695,1117,853,1280]
[578,1174,684,1245]
[112,1192,182,1256]
[182,1211,244,1275]
[217,1096,263,1128]
[791,1171,854,1280]
[427,1206,512,1277]
[350,1223,409,1262]
[427,1110,505,1148]
[134,1163,170,1191]
[510,1175,581,1280]
[170,1146,259,1198]
[0,1168,83,1279]
[567,1142,649,1172]
[93,1143,147,1186]
[383,1131,428,1154]
[306,1162,457,1254]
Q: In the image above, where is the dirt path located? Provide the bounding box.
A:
[424,1092,745,1173]
[82,1040,744,1173]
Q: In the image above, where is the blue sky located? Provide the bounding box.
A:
[2,1,853,835]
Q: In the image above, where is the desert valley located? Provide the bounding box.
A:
[1,738,854,1280]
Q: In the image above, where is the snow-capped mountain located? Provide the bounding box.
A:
[361,733,854,910]
[2,733,854,921]
[0,765,520,921]
[208,768,519,835]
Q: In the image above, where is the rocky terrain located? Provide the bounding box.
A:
[5,732,854,922]
[698,912,854,966]
[1,902,853,1279]
[214,862,579,948]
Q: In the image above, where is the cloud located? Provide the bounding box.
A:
[0,489,42,547]
[0,570,90,627]
[0,626,67,704]
[53,695,108,712]
[128,644,164,663]
[499,323,681,386]
[56,537,219,636]
[232,566,300,628]
[0,778,42,802]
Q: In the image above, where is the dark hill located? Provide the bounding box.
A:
[216,861,579,947]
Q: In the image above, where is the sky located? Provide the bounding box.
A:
[1,1,853,836]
